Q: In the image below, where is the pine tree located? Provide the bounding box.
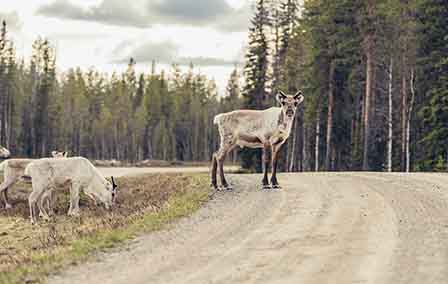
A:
[223,67,243,163]
[417,0,448,170]
[241,0,271,171]
[223,67,242,111]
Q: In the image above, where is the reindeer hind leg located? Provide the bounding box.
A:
[216,140,235,190]
[38,189,53,221]
[0,177,16,209]
[29,189,42,224]
[211,153,219,190]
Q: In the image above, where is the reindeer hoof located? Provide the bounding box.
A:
[271,184,282,190]
[224,186,233,191]
[262,184,271,190]
[68,212,80,217]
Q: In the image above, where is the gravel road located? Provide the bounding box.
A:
[49,172,448,284]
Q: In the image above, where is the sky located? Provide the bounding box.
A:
[0,0,252,94]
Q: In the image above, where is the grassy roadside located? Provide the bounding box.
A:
[0,173,210,284]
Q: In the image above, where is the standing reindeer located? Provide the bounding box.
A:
[211,90,304,190]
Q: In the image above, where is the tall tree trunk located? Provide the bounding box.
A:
[406,69,415,172]
[362,34,374,171]
[401,56,408,172]
[315,114,320,172]
[303,126,309,171]
[325,62,335,171]
[289,113,302,172]
[387,58,393,172]
[289,125,297,172]
[297,114,304,172]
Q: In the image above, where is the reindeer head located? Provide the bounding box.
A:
[51,151,68,158]
[276,90,304,119]
[0,146,10,158]
[84,176,118,209]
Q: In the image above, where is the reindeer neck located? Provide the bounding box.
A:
[277,111,295,133]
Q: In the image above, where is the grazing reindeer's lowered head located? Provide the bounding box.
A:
[211,89,304,191]
[276,90,304,119]
[0,146,10,159]
[83,174,118,210]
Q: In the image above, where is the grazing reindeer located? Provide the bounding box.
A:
[211,90,304,190]
[0,146,10,159]
[24,157,117,223]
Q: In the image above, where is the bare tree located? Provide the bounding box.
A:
[387,58,393,172]
[325,62,335,171]
[406,69,416,172]
[315,114,320,172]
[362,0,376,171]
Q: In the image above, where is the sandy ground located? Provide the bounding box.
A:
[49,172,448,284]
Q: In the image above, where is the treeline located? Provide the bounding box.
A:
[1,0,447,172]
[0,21,242,162]
[242,0,448,172]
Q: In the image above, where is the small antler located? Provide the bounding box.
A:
[111,176,117,188]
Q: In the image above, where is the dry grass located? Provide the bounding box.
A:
[0,173,210,284]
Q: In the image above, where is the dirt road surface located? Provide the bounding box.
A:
[49,172,448,284]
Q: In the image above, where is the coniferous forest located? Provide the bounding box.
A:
[0,0,447,172]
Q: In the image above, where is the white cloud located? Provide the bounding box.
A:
[5,0,250,95]
[36,0,251,32]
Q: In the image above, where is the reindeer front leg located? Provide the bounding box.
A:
[211,154,218,190]
[216,141,235,191]
[68,183,80,216]
[262,145,270,190]
[271,143,283,189]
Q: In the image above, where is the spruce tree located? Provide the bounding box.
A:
[241,0,271,171]
[417,0,448,170]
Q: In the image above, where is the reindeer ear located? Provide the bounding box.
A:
[51,151,56,157]
[276,90,287,103]
[293,91,304,104]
